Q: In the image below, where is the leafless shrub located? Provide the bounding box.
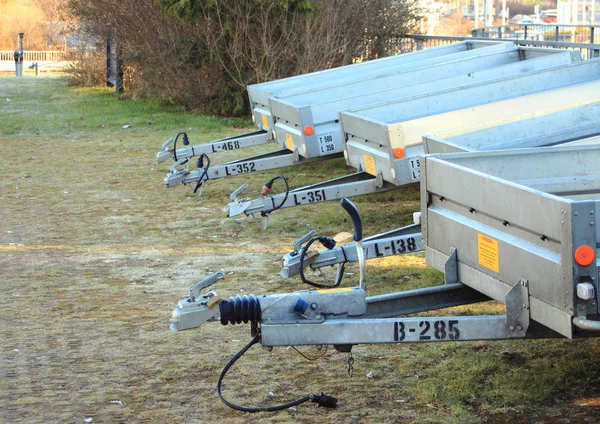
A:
[62,47,105,86]
[67,0,421,115]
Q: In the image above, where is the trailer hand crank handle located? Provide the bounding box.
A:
[340,198,363,242]
[340,198,366,289]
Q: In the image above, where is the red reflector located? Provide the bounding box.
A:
[393,148,405,159]
[575,245,595,267]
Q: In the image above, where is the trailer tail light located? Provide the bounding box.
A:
[303,126,314,136]
[393,147,405,159]
[575,245,595,267]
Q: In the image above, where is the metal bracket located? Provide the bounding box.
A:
[227,184,252,216]
[161,136,175,151]
[292,231,318,255]
[444,248,458,285]
[375,172,384,189]
[189,271,225,301]
[230,184,249,201]
[505,279,530,338]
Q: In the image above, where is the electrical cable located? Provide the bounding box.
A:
[172,132,189,163]
[291,345,329,361]
[217,333,337,412]
[193,153,211,194]
[260,175,289,218]
[299,236,341,289]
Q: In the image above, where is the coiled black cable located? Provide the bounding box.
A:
[260,175,289,218]
[193,153,211,194]
[217,333,338,412]
[299,236,343,289]
[172,132,189,163]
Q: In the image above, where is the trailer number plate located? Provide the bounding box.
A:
[293,189,327,205]
[212,140,241,152]
[408,157,420,182]
[364,155,376,176]
[225,162,257,176]
[478,233,499,273]
[318,133,335,154]
[261,113,269,129]
[394,319,460,342]
[285,133,294,151]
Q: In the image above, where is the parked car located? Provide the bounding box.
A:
[540,10,557,23]
[519,18,546,25]
[510,14,530,23]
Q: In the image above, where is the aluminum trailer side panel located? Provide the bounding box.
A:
[342,58,600,186]
[246,41,502,109]
[422,145,600,338]
[273,43,518,111]
[271,48,580,159]
[423,101,600,154]
[247,41,501,131]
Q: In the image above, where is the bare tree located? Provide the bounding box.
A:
[67,0,422,115]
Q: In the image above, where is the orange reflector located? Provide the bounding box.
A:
[393,148,405,159]
[303,126,314,136]
[575,245,595,267]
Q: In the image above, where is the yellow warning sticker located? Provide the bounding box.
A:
[478,233,499,273]
[261,113,268,129]
[285,133,294,151]
[364,155,376,176]
[316,288,354,294]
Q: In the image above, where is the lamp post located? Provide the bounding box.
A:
[14,33,24,77]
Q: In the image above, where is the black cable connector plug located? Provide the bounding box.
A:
[318,236,336,250]
[259,175,289,217]
[309,393,338,408]
[182,134,190,146]
[260,179,274,196]
[193,153,211,194]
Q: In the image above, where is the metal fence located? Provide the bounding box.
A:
[0,51,65,62]
[472,24,600,44]
[399,34,600,60]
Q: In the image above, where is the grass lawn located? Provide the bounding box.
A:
[1,77,600,423]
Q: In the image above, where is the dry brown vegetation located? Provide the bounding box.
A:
[66,0,421,114]
[0,0,66,50]
[3,77,600,424]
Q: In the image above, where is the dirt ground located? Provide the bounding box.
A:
[2,77,600,424]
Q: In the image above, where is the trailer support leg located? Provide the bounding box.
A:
[505,279,530,338]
